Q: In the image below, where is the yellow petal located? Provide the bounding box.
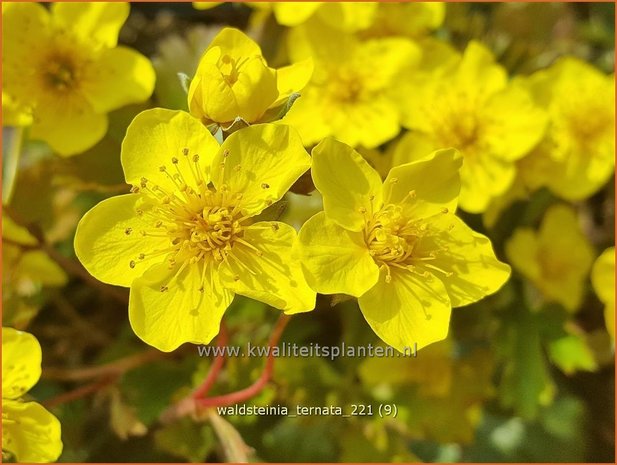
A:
[205,26,262,57]
[505,229,542,283]
[592,247,615,306]
[358,37,420,90]
[383,148,462,219]
[193,2,221,10]
[326,95,401,149]
[219,222,316,313]
[129,260,234,352]
[316,2,378,32]
[51,2,129,48]
[297,212,379,297]
[415,214,511,307]
[458,155,515,213]
[82,46,155,114]
[369,3,445,38]
[74,194,170,287]
[273,58,314,105]
[358,266,451,352]
[311,138,383,231]
[273,2,322,26]
[121,109,220,193]
[2,3,50,73]
[280,88,332,146]
[2,93,33,127]
[2,328,41,399]
[455,41,507,98]
[482,84,547,161]
[2,399,63,463]
[29,93,107,156]
[211,124,310,215]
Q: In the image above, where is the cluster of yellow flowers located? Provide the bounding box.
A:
[2,3,614,461]
[71,22,514,354]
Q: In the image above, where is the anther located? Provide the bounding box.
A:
[261,183,270,189]
[160,285,168,292]
[125,228,133,235]
[182,148,189,156]
[171,157,179,164]
[271,223,279,231]
[129,260,136,269]
[192,154,200,162]
[159,165,167,172]
[155,220,163,228]
[390,177,399,184]
[234,275,240,281]
[138,253,146,260]
[441,207,449,214]
[130,186,140,193]
[359,207,367,214]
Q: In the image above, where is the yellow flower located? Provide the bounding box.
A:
[283,23,420,148]
[297,138,510,351]
[505,204,594,312]
[2,327,62,463]
[360,2,445,39]
[265,2,378,32]
[592,247,615,339]
[517,58,615,200]
[3,216,68,327]
[188,27,312,127]
[397,41,547,213]
[74,109,315,351]
[2,2,155,156]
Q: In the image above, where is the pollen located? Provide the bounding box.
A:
[363,195,451,283]
[130,147,252,293]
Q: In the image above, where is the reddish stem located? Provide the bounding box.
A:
[192,322,229,399]
[195,314,290,408]
[43,376,116,409]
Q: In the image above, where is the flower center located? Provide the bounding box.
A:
[44,57,78,91]
[126,148,266,293]
[365,205,419,265]
[327,68,368,103]
[360,188,453,284]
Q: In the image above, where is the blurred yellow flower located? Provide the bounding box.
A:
[298,138,510,351]
[2,2,155,156]
[361,2,445,39]
[505,204,594,312]
[2,327,62,463]
[283,23,420,148]
[397,41,547,213]
[188,27,312,127]
[3,217,68,327]
[74,109,315,351]
[265,2,377,32]
[592,247,615,339]
[517,58,615,200]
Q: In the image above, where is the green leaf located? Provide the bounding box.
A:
[548,334,598,375]
[154,417,215,463]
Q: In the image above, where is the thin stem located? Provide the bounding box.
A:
[43,349,164,381]
[42,376,116,409]
[159,314,291,423]
[193,322,229,399]
[195,314,290,408]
